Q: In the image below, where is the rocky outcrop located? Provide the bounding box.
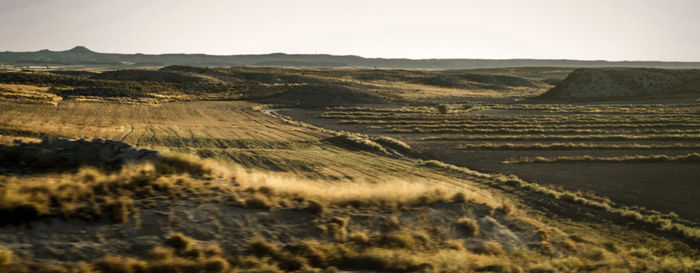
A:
[538,68,700,101]
[0,138,158,172]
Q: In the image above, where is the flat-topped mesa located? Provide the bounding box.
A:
[537,67,700,101]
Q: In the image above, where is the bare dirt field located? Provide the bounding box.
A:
[278,103,700,220]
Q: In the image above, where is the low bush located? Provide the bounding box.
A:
[629,247,653,258]
[303,199,326,216]
[474,241,504,256]
[456,217,479,237]
[164,233,195,253]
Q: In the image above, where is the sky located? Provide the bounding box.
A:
[0,0,699,61]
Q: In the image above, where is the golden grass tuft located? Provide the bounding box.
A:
[474,241,504,256]
[93,256,148,273]
[231,166,489,209]
[164,233,195,252]
[0,248,12,266]
[456,217,479,237]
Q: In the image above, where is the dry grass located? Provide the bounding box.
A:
[326,132,388,154]
[0,83,62,105]
[389,127,700,135]
[230,165,498,209]
[456,217,479,237]
[423,134,700,142]
[457,142,700,150]
[504,153,700,163]
[0,248,11,265]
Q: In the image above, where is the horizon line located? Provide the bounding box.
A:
[3,46,700,63]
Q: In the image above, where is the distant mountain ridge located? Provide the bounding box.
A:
[2,46,700,69]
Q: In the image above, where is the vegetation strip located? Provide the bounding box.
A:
[456,143,700,150]
[387,127,700,134]
[422,134,700,141]
[503,153,700,164]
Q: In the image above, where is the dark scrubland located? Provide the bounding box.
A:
[0,66,699,272]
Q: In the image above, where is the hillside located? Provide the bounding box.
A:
[1,102,699,272]
[3,46,700,69]
[0,66,557,105]
[538,68,700,101]
[2,67,700,272]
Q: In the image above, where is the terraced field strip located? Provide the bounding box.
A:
[328,114,700,123]
[488,104,699,114]
[386,128,700,134]
[455,143,700,150]
[422,134,700,141]
[382,123,700,129]
[503,153,700,163]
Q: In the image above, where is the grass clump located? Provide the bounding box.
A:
[628,247,654,258]
[0,248,12,265]
[457,217,479,237]
[371,136,414,155]
[327,132,388,154]
[155,152,216,176]
[474,241,504,256]
[303,199,326,216]
[164,233,195,253]
[93,256,148,273]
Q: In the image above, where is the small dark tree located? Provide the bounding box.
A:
[437,104,448,114]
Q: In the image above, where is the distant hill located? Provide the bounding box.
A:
[537,68,700,101]
[3,46,700,69]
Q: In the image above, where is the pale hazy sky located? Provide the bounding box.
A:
[1,0,698,61]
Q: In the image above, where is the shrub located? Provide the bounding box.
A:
[93,256,148,273]
[452,192,468,203]
[581,247,606,261]
[629,247,653,258]
[348,232,370,246]
[497,201,514,215]
[475,241,504,256]
[249,237,281,258]
[303,200,326,216]
[203,244,224,257]
[444,239,465,251]
[245,194,272,210]
[164,233,194,252]
[437,104,449,114]
[457,217,479,237]
[203,257,230,273]
[149,246,173,260]
[285,242,325,268]
[381,231,417,250]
